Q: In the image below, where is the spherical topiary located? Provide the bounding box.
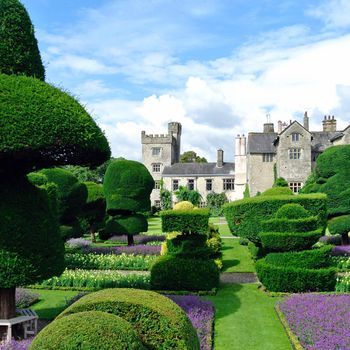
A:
[275,203,309,219]
[29,311,146,350]
[261,187,293,196]
[103,160,154,215]
[105,214,148,235]
[328,215,350,245]
[0,74,111,174]
[0,175,64,288]
[173,201,194,210]
[58,288,200,350]
[0,0,45,80]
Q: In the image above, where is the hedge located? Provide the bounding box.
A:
[160,209,209,234]
[259,229,323,252]
[261,216,319,233]
[29,311,145,350]
[58,288,200,350]
[150,255,219,291]
[255,246,337,292]
[223,193,327,243]
[261,187,293,196]
[105,214,148,235]
[275,203,309,219]
[328,215,350,245]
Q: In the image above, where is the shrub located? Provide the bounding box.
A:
[261,216,319,233]
[223,193,327,243]
[275,203,309,219]
[273,177,289,187]
[15,288,39,308]
[256,246,337,292]
[105,214,148,235]
[259,230,323,252]
[58,288,200,350]
[261,187,293,196]
[30,311,145,350]
[328,215,350,245]
[173,201,194,210]
[206,192,228,216]
[247,242,263,260]
[161,209,209,234]
[175,186,202,206]
[150,255,219,291]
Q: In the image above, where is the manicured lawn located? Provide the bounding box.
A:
[209,217,231,237]
[221,238,255,273]
[29,289,79,319]
[206,284,292,350]
[147,216,163,235]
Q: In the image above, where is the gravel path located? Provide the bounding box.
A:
[220,272,259,284]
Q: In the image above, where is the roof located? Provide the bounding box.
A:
[311,131,338,152]
[162,162,235,176]
[247,133,277,154]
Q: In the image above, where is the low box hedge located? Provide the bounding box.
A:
[223,193,327,243]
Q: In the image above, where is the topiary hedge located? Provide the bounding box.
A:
[328,215,350,245]
[261,187,293,196]
[261,216,319,233]
[58,288,200,350]
[255,246,337,292]
[150,255,219,291]
[223,193,327,243]
[275,203,309,219]
[105,214,148,235]
[259,229,323,252]
[0,74,111,173]
[29,311,145,350]
[160,209,210,234]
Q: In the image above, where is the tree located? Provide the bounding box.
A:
[160,188,172,210]
[0,0,110,319]
[103,160,154,245]
[0,0,45,80]
[180,151,207,163]
[175,186,202,206]
[206,192,228,216]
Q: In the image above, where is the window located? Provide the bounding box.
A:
[154,200,161,208]
[188,179,194,190]
[289,148,301,159]
[206,179,212,191]
[152,163,161,172]
[223,178,234,190]
[172,179,179,191]
[199,201,207,208]
[262,153,273,162]
[152,147,161,156]
[291,133,301,142]
[154,180,161,190]
[289,182,302,194]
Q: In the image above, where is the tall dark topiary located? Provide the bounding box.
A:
[103,160,154,245]
[0,0,45,80]
[0,1,110,319]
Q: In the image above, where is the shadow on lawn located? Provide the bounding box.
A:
[222,259,240,270]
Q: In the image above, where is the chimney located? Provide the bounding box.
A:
[278,121,283,133]
[263,123,275,133]
[323,115,337,132]
[217,149,224,167]
[303,111,309,131]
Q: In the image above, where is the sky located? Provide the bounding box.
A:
[21,0,350,162]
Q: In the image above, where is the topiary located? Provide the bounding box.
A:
[173,201,194,211]
[0,74,111,174]
[105,214,148,235]
[328,215,350,245]
[0,0,45,80]
[261,187,293,196]
[29,311,146,350]
[273,177,289,187]
[275,203,309,219]
[58,288,200,350]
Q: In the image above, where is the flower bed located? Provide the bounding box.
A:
[83,244,161,256]
[65,253,157,270]
[332,245,350,256]
[279,294,350,350]
[336,272,350,292]
[15,288,40,308]
[0,339,32,350]
[332,255,350,271]
[168,295,214,350]
[108,234,165,244]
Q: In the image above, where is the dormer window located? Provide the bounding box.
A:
[291,133,301,142]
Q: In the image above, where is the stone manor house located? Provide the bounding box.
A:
[141,114,350,207]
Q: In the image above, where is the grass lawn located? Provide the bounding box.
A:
[209,217,231,237]
[207,284,292,350]
[221,238,255,273]
[29,289,79,319]
[147,216,163,235]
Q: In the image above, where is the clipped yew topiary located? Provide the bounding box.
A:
[261,187,293,196]
[328,215,350,245]
[0,0,44,80]
[58,288,200,350]
[275,203,309,219]
[30,311,145,350]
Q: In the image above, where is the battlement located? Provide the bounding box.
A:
[141,131,174,144]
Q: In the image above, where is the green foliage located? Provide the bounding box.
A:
[104,159,154,214]
[261,187,293,196]
[301,145,350,216]
[275,203,309,219]
[206,192,228,216]
[58,288,200,350]
[243,184,250,198]
[161,209,209,234]
[247,242,263,260]
[180,151,207,163]
[105,214,148,235]
[256,247,337,292]
[0,0,45,80]
[160,188,172,210]
[0,176,64,287]
[223,193,327,243]
[328,215,350,235]
[173,201,194,210]
[273,177,289,187]
[175,186,202,206]
[259,230,323,252]
[30,311,145,350]
[261,216,319,233]
[150,255,219,291]
[0,74,111,173]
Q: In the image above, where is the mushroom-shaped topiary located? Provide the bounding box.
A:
[103,160,154,245]
[328,215,350,245]
[30,311,145,350]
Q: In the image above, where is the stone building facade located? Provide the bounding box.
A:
[141,114,350,206]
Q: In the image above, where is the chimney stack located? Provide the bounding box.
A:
[217,149,224,168]
[303,111,309,131]
[263,123,275,133]
[278,121,283,133]
[322,115,337,132]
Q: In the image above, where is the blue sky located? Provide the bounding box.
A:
[21,0,350,161]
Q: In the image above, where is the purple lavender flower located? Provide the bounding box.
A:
[83,244,161,256]
[15,289,40,308]
[108,234,165,245]
[332,245,350,256]
[167,295,214,350]
[0,338,33,350]
[279,294,350,350]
